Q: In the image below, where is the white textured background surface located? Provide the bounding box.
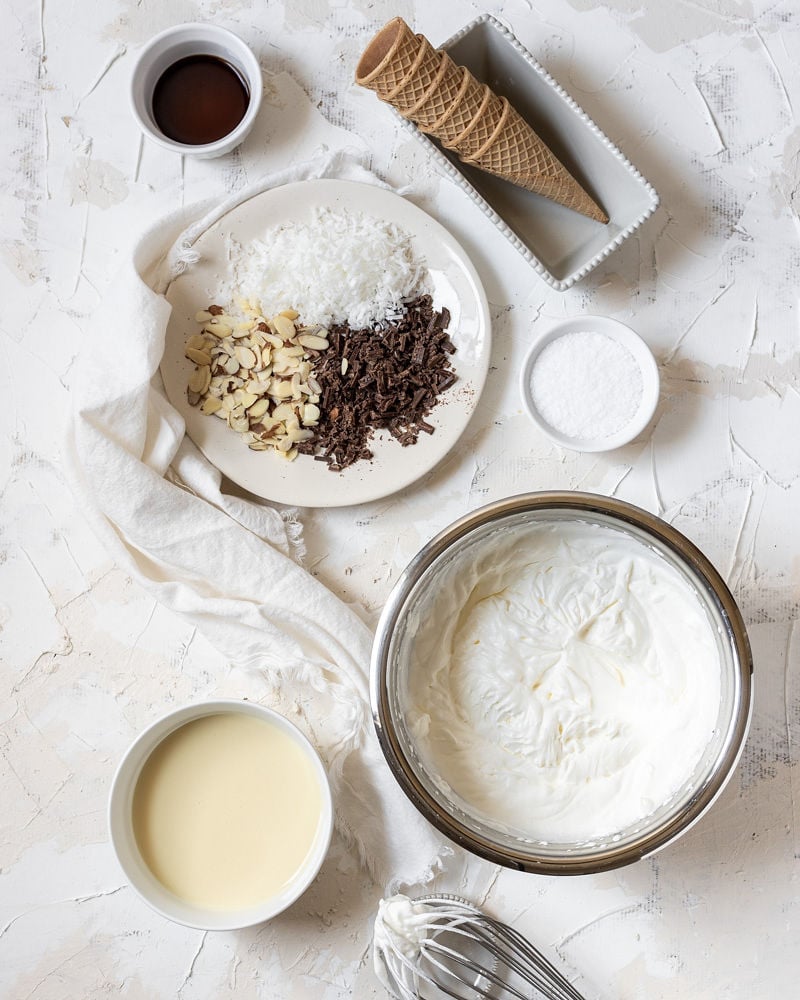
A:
[2,0,799,997]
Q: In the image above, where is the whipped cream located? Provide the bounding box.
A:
[374,895,430,961]
[373,895,431,994]
[403,519,722,842]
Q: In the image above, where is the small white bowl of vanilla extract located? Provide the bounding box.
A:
[130,24,263,158]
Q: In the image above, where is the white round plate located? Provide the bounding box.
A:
[161,179,491,507]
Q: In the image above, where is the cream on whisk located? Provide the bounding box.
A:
[404,520,722,843]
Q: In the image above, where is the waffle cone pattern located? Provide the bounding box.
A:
[427,68,484,141]
[355,17,421,100]
[411,52,463,128]
[386,36,439,112]
[465,102,608,223]
[448,90,506,158]
[356,18,609,223]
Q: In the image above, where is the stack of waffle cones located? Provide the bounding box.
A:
[356,18,608,224]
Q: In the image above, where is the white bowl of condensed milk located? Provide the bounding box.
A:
[109,700,333,929]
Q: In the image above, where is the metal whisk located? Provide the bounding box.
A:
[373,894,587,1000]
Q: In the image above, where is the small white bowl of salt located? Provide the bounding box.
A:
[520,316,659,452]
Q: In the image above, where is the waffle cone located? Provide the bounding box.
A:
[447,89,506,159]
[355,22,608,224]
[407,52,463,129]
[423,67,480,140]
[421,65,470,134]
[465,102,608,223]
[386,36,441,111]
[355,17,422,101]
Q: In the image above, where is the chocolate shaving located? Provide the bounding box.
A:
[298,295,457,471]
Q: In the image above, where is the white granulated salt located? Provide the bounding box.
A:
[529,331,643,440]
[232,207,427,328]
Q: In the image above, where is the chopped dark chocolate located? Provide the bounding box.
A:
[297,295,457,471]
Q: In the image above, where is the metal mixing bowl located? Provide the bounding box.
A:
[371,492,753,875]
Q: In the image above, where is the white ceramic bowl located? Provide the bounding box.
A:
[108,699,333,930]
[520,315,660,452]
[130,24,263,158]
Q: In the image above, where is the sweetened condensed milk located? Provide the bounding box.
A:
[132,712,324,910]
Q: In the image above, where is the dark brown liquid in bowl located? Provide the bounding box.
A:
[152,55,250,146]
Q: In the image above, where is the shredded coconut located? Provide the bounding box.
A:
[232,207,427,328]
[529,331,643,440]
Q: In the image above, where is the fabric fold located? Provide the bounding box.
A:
[65,151,448,890]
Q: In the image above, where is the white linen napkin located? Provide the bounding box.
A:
[65,150,448,890]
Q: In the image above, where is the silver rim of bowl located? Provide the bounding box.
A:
[370,490,753,875]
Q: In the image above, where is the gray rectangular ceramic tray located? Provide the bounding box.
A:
[396,15,659,291]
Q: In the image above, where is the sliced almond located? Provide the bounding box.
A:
[287,427,315,444]
[303,403,320,425]
[188,366,211,394]
[235,390,258,408]
[201,396,223,415]
[234,346,257,370]
[204,322,233,337]
[271,352,295,375]
[272,314,296,340]
[247,398,269,419]
[298,334,329,351]
[246,377,271,395]
[251,418,281,438]
[185,347,212,366]
[270,379,295,399]
[272,402,296,422]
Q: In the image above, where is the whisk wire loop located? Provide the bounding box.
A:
[478,915,586,1000]
[422,941,521,1000]
[375,894,588,1000]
